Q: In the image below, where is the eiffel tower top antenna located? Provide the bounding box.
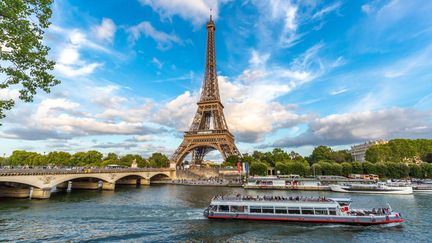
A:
[200,9,219,103]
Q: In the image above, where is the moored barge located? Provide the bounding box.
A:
[204,195,404,225]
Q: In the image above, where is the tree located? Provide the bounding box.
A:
[249,162,268,176]
[0,0,59,120]
[275,162,289,175]
[309,146,333,164]
[375,163,388,178]
[363,162,377,174]
[223,155,240,167]
[330,150,352,163]
[409,164,423,178]
[311,163,322,176]
[46,151,71,166]
[424,153,432,163]
[70,151,102,166]
[352,162,363,174]
[148,153,169,168]
[341,162,352,177]
[118,154,147,167]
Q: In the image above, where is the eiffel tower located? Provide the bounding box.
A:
[170,15,241,167]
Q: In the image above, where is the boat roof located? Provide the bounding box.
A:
[210,195,349,207]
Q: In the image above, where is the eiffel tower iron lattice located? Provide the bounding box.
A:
[170,15,241,167]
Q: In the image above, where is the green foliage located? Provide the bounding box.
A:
[275,160,310,176]
[374,163,388,178]
[352,162,363,174]
[8,150,47,166]
[223,155,240,167]
[311,163,322,176]
[318,161,342,175]
[148,153,169,168]
[309,146,333,164]
[46,151,71,166]
[341,162,352,176]
[385,162,410,179]
[118,154,148,167]
[362,162,376,174]
[70,151,102,166]
[330,150,353,163]
[409,164,423,178]
[0,0,59,120]
[249,162,268,176]
[365,139,432,163]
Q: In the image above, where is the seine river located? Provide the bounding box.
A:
[0,185,430,242]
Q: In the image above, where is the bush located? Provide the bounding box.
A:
[250,162,268,176]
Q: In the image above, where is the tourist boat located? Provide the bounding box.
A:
[412,184,432,193]
[203,195,404,225]
[330,183,413,194]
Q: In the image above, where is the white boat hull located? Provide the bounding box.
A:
[330,185,413,195]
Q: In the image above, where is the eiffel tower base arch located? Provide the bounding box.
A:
[170,132,240,168]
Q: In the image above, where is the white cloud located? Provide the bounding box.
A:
[55,62,102,77]
[0,88,20,101]
[153,49,325,143]
[139,0,225,27]
[271,108,432,147]
[361,4,374,14]
[330,88,348,96]
[312,1,342,19]
[52,28,110,77]
[128,21,182,50]
[92,18,116,43]
[152,57,163,69]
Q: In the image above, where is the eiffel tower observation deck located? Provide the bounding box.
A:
[170,15,241,167]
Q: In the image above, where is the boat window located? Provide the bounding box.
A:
[301,208,314,215]
[329,208,337,215]
[314,208,328,215]
[288,207,300,214]
[218,205,229,212]
[209,205,217,211]
[338,202,350,207]
[250,206,262,213]
[275,207,287,214]
[262,207,274,214]
[230,205,246,213]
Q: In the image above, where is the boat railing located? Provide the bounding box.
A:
[211,195,333,203]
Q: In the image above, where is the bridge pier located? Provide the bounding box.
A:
[142,179,150,185]
[0,187,31,198]
[102,182,115,190]
[56,181,70,191]
[116,178,140,185]
[71,181,101,190]
[30,187,51,199]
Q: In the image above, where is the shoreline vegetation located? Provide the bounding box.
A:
[1,139,431,179]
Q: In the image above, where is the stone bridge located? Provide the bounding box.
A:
[0,168,176,199]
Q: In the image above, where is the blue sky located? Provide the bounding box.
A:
[1,0,432,160]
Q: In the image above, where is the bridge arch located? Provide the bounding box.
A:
[176,144,225,166]
[52,174,110,188]
[0,179,42,189]
[149,173,172,181]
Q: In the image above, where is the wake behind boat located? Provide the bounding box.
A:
[330,183,412,194]
[203,195,404,225]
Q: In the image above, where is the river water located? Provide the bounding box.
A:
[0,185,430,242]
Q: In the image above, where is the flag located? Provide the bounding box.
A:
[237,162,241,173]
[242,162,245,173]
[245,162,249,175]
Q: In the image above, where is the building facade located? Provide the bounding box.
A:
[350,139,388,162]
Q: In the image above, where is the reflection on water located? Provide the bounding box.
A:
[0,185,429,242]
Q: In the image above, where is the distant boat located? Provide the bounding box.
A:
[412,184,432,193]
[330,183,413,195]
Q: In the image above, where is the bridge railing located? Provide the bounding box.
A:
[0,167,173,176]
